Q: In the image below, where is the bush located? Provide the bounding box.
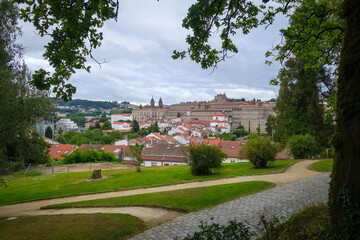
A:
[288,134,320,159]
[62,148,117,164]
[245,136,276,168]
[187,143,227,175]
[183,220,253,240]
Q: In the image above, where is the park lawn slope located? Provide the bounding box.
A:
[0,160,296,205]
[44,181,274,212]
[309,159,333,172]
[0,214,144,240]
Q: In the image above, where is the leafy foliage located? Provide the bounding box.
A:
[184,220,253,240]
[15,0,119,100]
[55,98,118,109]
[45,126,53,139]
[272,58,333,146]
[245,136,276,168]
[187,143,227,175]
[174,0,343,76]
[62,148,117,164]
[128,143,144,172]
[101,120,112,130]
[132,120,140,133]
[62,129,122,146]
[0,0,52,183]
[288,134,320,159]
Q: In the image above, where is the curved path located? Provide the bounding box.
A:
[0,160,322,227]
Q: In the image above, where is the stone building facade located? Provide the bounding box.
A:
[165,108,233,122]
[132,108,166,122]
[232,103,274,133]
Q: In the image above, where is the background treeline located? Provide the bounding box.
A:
[54,98,119,109]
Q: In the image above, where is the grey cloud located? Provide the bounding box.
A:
[19,0,285,104]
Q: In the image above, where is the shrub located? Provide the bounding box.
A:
[187,143,227,175]
[62,148,117,164]
[288,134,320,159]
[183,220,253,240]
[245,136,276,168]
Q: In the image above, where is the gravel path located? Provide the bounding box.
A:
[130,172,330,240]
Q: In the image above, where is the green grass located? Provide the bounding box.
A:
[44,181,274,212]
[5,171,41,181]
[0,160,296,205]
[310,159,333,172]
[0,214,144,240]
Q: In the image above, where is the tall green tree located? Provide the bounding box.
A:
[0,0,51,184]
[273,58,331,146]
[132,120,140,133]
[45,126,53,138]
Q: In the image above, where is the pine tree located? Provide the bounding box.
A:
[273,58,330,146]
[45,126,53,138]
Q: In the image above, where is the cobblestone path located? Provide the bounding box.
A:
[130,172,330,240]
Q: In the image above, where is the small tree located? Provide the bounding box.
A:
[45,126,53,138]
[128,143,144,172]
[132,120,140,133]
[101,120,112,130]
[187,143,227,175]
[233,125,247,137]
[245,136,276,168]
[288,134,319,159]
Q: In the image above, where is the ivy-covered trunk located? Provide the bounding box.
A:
[328,0,360,238]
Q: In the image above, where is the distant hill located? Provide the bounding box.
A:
[53,98,119,109]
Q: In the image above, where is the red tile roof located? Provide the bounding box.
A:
[48,144,75,160]
[141,155,186,163]
[112,113,131,116]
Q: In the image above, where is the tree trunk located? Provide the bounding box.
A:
[328,0,360,238]
[89,169,102,180]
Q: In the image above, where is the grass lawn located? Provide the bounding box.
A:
[5,171,41,181]
[310,159,333,172]
[44,181,274,212]
[0,160,296,205]
[0,214,144,240]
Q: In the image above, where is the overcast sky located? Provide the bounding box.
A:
[19,0,288,105]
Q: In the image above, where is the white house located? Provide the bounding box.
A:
[146,132,167,141]
[173,135,190,145]
[111,113,133,123]
[209,113,231,133]
[56,118,79,133]
[112,121,132,131]
[139,122,151,129]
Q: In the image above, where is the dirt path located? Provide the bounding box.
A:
[0,160,321,225]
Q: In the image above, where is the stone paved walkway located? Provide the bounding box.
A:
[130,172,330,240]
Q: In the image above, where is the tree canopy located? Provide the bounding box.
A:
[0,0,52,184]
[14,0,120,101]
